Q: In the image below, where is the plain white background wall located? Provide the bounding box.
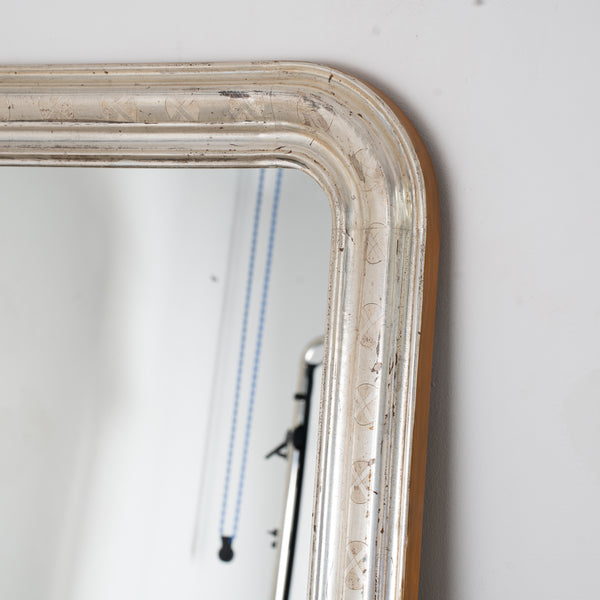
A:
[3,1,600,598]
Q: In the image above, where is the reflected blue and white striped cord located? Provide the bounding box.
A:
[219,169,282,544]
[219,169,264,539]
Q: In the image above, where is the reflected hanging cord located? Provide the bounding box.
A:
[218,169,282,562]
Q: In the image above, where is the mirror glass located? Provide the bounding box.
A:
[0,167,330,600]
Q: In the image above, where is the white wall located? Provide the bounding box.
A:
[3,1,600,598]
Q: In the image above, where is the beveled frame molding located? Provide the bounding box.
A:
[0,62,439,600]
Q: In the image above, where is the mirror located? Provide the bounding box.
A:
[0,62,438,600]
[0,166,330,599]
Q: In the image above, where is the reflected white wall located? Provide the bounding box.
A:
[0,167,330,600]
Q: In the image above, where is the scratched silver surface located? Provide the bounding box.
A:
[0,62,430,600]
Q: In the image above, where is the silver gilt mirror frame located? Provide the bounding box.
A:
[0,61,439,600]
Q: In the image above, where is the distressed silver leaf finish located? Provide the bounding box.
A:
[0,62,437,600]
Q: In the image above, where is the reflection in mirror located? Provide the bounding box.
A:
[0,167,330,600]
